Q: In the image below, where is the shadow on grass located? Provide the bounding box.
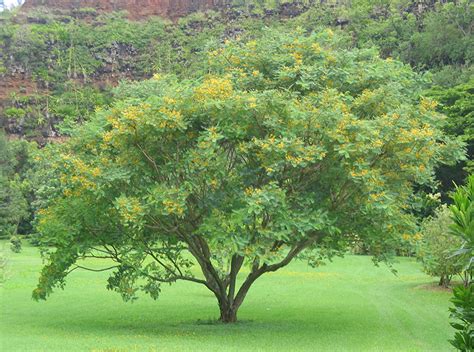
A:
[28,305,370,341]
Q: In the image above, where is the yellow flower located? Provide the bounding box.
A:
[311,42,321,54]
[194,77,233,101]
[91,167,101,177]
[103,131,113,143]
[372,139,383,148]
[420,97,438,112]
[246,40,257,49]
[163,96,177,105]
[350,169,368,178]
[292,52,303,66]
[265,166,275,174]
[248,97,257,109]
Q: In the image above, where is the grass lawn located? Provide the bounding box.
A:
[1,243,453,351]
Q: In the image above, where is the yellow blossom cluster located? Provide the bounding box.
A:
[209,179,219,189]
[350,169,369,178]
[398,126,435,143]
[194,77,233,101]
[208,48,224,58]
[116,197,144,224]
[244,187,263,197]
[122,105,148,122]
[59,154,101,195]
[371,139,384,148]
[248,97,257,109]
[162,199,185,216]
[246,40,257,50]
[158,107,184,129]
[292,52,303,66]
[402,233,423,242]
[285,154,305,166]
[102,103,150,141]
[311,42,322,54]
[420,97,438,112]
[163,96,177,105]
[369,192,385,201]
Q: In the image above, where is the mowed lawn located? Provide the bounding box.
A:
[1,244,453,351]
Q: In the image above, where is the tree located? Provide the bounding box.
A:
[33,29,462,323]
[426,79,474,200]
[0,131,29,239]
[418,206,463,287]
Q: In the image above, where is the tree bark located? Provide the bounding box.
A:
[219,304,238,323]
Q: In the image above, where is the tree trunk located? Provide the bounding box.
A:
[219,305,238,323]
[438,275,451,288]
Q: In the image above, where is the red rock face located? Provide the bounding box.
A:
[22,0,224,19]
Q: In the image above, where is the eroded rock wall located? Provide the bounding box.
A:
[22,0,225,19]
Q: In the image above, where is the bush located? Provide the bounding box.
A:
[418,206,463,287]
[449,174,474,350]
[10,235,22,253]
[449,285,474,351]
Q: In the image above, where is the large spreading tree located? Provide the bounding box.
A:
[33,29,462,322]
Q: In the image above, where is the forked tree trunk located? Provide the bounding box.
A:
[219,305,238,323]
[187,236,320,323]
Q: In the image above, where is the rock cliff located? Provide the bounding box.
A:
[21,0,226,19]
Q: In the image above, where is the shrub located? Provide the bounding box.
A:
[449,285,474,351]
[449,174,474,350]
[418,206,463,287]
[10,235,22,253]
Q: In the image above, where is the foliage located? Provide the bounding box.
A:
[449,175,474,350]
[417,206,463,287]
[405,1,473,69]
[32,29,462,322]
[293,0,473,75]
[449,284,474,351]
[427,80,474,194]
[0,132,32,239]
[450,174,474,275]
[10,235,22,253]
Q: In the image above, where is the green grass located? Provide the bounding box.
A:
[1,244,453,351]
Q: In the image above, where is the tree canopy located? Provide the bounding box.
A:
[33,29,463,322]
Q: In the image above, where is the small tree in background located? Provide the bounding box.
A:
[33,29,462,323]
[9,235,22,253]
[418,206,463,287]
[0,131,30,240]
